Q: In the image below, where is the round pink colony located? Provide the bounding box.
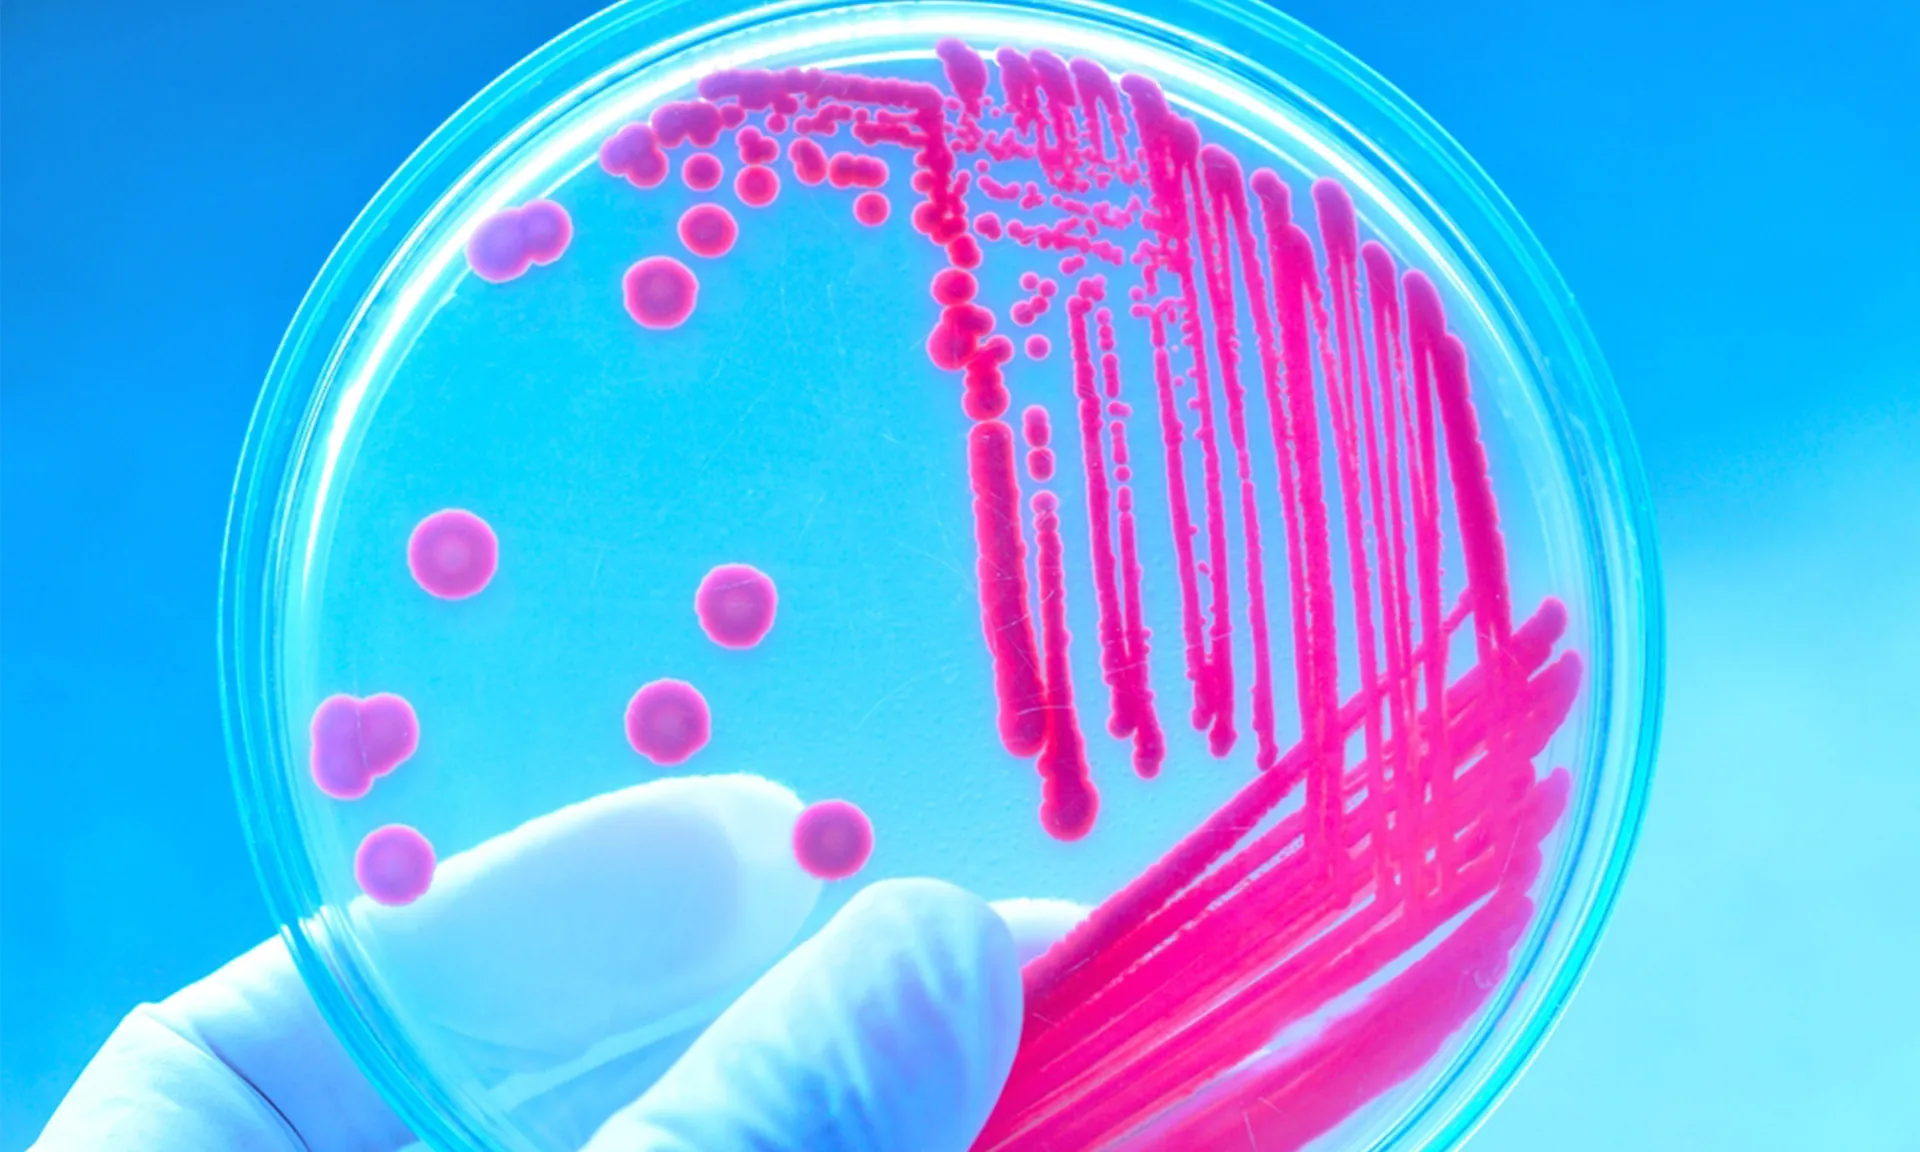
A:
[735,164,780,208]
[931,268,977,306]
[625,679,711,766]
[463,209,523,281]
[853,191,890,226]
[792,800,873,880]
[356,824,436,906]
[310,692,420,799]
[408,509,498,600]
[1026,334,1051,360]
[623,256,699,330]
[678,204,738,259]
[682,152,723,191]
[695,563,778,649]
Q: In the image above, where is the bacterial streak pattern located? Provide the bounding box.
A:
[567,40,1582,1151]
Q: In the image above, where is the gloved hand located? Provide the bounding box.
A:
[34,774,1085,1151]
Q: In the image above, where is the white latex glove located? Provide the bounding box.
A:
[34,774,1085,1151]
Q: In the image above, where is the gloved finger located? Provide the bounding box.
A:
[33,890,1087,1152]
[38,774,821,1152]
[33,943,376,1151]
[580,878,1023,1152]
[505,894,1090,1147]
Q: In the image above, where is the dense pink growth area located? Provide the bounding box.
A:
[969,421,1047,756]
[791,799,874,880]
[789,137,828,185]
[625,679,711,766]
[736,125,779,165]
[1022,404,1057,481]
[937,37,989,115]
[948,234,983,269]
[465,200,572,283]
[651,100,723,148]
[735,164,780,207]
[623,256,698,329]
[599,123,668,188]
[827,152,889,188]
[310,693,418,800]
[1030,489,1096,840]
[678,204,738,258]
[585,42,1583,1143]
[682,152,723,191]
[695,563,778,649]
[853,191,890,226]
[408,509,498,600]
[355,824,435,907]
[929,303,996,372]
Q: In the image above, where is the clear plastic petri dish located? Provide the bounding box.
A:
[220,1,1663,1149]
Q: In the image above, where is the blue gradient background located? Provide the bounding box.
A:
[2,1,1915,1148]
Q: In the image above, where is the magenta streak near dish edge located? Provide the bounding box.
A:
[457,37,1582,1151]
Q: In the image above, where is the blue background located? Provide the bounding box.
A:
[2,0,1915,1148]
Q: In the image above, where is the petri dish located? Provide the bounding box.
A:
[219,0,1663,1149]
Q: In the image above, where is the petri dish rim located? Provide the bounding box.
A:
[218,1,1664,1148]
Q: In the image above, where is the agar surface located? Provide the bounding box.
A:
[433,35,1586,1148]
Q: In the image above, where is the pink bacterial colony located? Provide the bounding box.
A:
[683,152,724,191]
[1021,403,1056,482]
[792,799,875,880]
[355,824,436,907]
[623,256,699,330]
[417,36,1587,1148]
[854,190,891,225]
[624,678,713,766]
[695,563,779,649]
[464,200,572,283]
[679,204,739,258]
[735,164,780,208]
[408,509,498,600]
[309,692,419,800]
